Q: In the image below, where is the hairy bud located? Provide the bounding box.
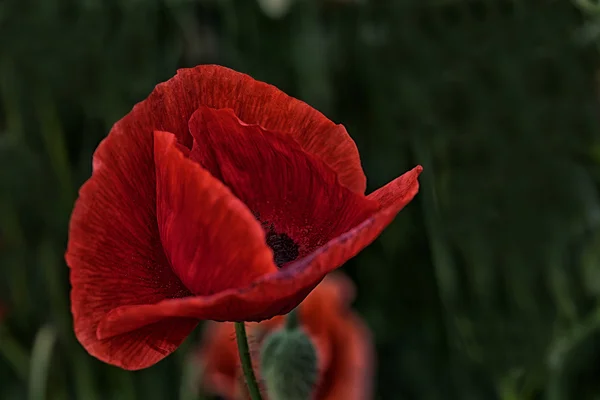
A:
[260,311,318,400]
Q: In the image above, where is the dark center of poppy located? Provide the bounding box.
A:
[264,226,299,268]
[253,213,300,268]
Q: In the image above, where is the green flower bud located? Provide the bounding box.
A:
[260,312,318,400]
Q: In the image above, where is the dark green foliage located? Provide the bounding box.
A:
[1,0,600,399]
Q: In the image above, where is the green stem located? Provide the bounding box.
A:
[234,322,263,400]
[285,308,299,331]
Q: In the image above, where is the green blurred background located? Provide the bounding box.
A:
[3,0,600,399]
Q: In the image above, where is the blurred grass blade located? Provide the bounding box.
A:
[179,354,204,400]
[28,325,57,400]
[574,0,600,14]
[411,133,458,335]
[71,348,99,400]
[0,59,23,140]
[0,198,30,317]
[36,93,74,205]
[0,325,30,381]
[108,368,136,400]
[546,306,600,400]
[39,240,69,329]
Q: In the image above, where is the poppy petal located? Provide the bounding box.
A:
[188,106,378,264]
[124,65,366,193]
[304,274,374,400]
[321,314,374,400]
[154,130,277,295]
[95,167,421,339]
[66,120,197,369]
[367,165,424,209]
[197,322,240,399]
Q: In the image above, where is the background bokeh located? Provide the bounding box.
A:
[2,0,600,399]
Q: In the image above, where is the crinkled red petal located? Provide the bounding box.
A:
[66,120,196,369]
[188,106,378,263]
[197,322,240,399]
[154,131,277,295]
[367,165,424,209]
[320,313,374,400]
[124,65,366,193]
[95,166,422,339]
[309,275,374,400]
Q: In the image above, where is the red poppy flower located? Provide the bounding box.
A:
[66,65,421,370]
[198,273,374,400]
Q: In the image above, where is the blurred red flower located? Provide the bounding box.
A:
[198,273,374,400]
[66,65,421,370]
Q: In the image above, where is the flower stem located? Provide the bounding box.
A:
[285,308,299,331]
[234,322,263,400]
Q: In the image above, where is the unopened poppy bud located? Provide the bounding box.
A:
[260,311,318,400]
